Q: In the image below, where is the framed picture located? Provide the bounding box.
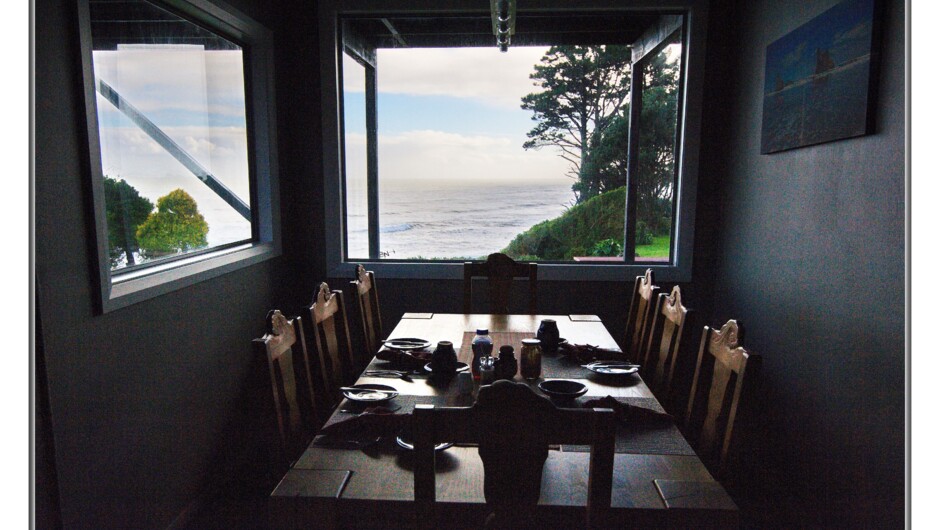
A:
[760,0,881,154]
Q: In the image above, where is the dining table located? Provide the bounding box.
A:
[269,313,738,529]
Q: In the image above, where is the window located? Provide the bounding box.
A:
[320,1,707,281]
[79,0,280,311]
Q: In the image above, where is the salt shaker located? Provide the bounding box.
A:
[479,356,496,385]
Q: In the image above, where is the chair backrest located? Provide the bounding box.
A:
[413,380,615,529]
[252,309,318,459]
[351,264,383,365]
[463,253,538,314]
[685,319,760,477]
[642,285,689,401]
[623,268,659,363]
[307,282,356,405]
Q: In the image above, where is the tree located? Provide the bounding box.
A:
[522,45,633,203]
[136,189,209,258]
[103,176,153,268]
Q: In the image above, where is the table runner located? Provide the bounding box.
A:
[457,331,626,379]
[560,397,695,456]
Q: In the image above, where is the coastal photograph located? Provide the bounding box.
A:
[760,0,877,153]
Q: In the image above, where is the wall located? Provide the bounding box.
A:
[34,0,324,527]
[711,0,905,526]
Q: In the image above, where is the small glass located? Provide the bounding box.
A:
[479,356,496,385]
[520,339,542,380]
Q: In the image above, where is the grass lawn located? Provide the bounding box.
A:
[635,235,671,259]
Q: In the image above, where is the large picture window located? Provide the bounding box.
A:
[320,1,707,281]
[80,0,280,311]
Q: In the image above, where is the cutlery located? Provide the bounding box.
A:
[363,369,412,379]
[582,362,640,369]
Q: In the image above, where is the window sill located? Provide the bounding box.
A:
[102,242,279,312]
[328,259,690,283]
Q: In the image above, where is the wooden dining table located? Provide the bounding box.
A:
[270,314,738,529]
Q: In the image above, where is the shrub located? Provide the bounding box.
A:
[635,221,654,246]
[589,238,623,257]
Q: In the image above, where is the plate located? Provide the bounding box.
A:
[583,361,639,375]
[396,434,454,452]
[382,338,432,351]
[423,362,470,374]
[342,384,399,402]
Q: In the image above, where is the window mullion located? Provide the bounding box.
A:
[365,62,379,259]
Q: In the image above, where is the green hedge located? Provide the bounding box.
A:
[502,187,626,260]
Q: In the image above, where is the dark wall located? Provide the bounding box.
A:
[34,0,323,527]
[710,0,905,526]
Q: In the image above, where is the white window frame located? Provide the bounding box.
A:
[78,0,281,312]
[318,0,707,282]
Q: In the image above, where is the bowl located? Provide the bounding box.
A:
[537,379,588,401]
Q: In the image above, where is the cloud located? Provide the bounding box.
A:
[345,129,570,185]
[93,47,247,119]
[781,41,807,69]
[833,20,872,46]
[343,47,551,109]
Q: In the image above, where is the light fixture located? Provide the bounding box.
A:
[490,0,516,52]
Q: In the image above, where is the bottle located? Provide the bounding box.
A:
[495,345,517,380]
[520,338,542,380]
[471,329,494,380]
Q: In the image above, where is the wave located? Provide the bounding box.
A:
[380,223,414,233]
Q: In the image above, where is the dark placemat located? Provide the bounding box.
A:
[321,393,473,431]
[560,397,695,456]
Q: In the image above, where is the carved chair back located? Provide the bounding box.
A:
[351,264,383,367]
[685,319,760,477]
[463,253,538,314]
[623,268,660,363]
[307,282,356,406]
[413,381,615,529]
[252,309,318,459]
[642,285,689,402]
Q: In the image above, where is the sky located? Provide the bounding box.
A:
[342,46,571,186]
[763,0,874,93]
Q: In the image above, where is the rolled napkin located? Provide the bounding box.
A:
[319,407,412,439]
[582,396,673,425]
[558,342,627,364]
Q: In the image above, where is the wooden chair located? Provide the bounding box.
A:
[351,264,383,367]
[641,285,689,404]
[413,380,616,529]
[623,268,659,363]
[252,309,318,461]
[463,253,537,314]
[306,282,357,406]
[684,319,761,478]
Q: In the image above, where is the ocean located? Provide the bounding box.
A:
[346,180,575,259]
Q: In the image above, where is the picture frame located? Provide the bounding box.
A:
[760,0,882,154]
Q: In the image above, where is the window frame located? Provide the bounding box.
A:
[318,0,707,282]
[78,0,281,312]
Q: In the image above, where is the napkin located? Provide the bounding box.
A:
[374,349,431,370]
[582,396,673,425]
[558,342,627,363]
[319,407,412,439]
